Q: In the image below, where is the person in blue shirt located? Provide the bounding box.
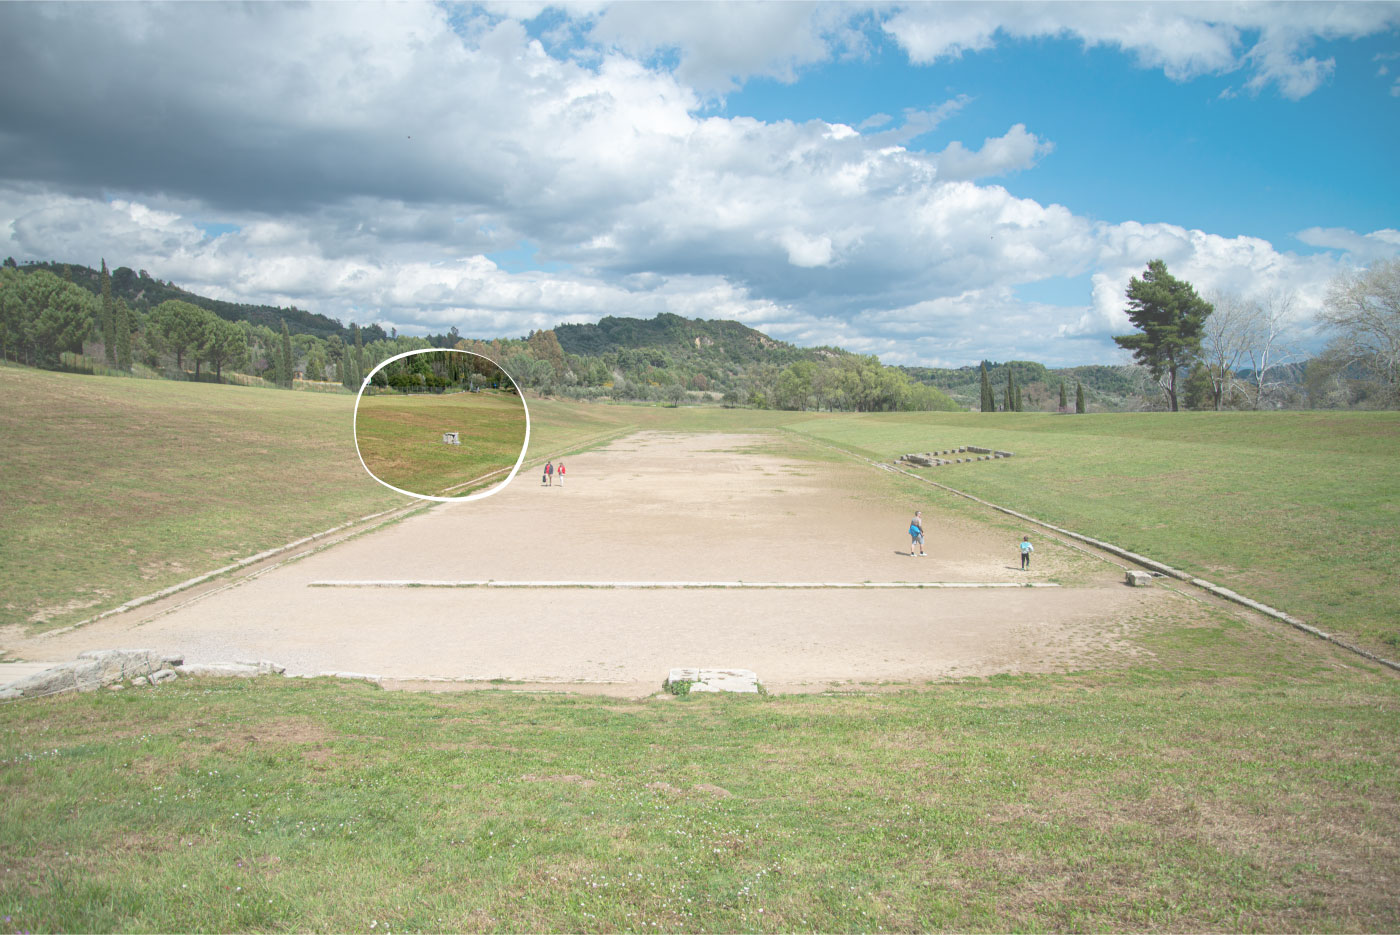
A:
[909,511,926,557]
[1019,535,1034,570]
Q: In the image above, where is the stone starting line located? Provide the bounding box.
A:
[308,579,1060,590]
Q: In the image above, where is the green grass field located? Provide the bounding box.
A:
[3,366,1399,931]
[355,391,529,497]
[776,411,1400,658]
[2,616,1396,932]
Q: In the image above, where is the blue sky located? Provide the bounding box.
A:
[1,2,1397,366]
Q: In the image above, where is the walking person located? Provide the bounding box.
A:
[556,461,565,487]
[909,510,926,557]
[543,460,553,486]
[1019,535,1033,570]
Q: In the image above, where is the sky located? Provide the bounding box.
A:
[1,1,1397,367]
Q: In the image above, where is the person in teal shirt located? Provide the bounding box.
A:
[1019,535,1033,570]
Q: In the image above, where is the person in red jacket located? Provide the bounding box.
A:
[556,461,566,487]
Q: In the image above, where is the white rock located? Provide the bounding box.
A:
[665,667,760,694]
[150,668,178,684]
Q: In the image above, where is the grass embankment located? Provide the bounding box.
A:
[355,391,528,497]
[0,369,634,633]
[0,366,397,632]
[2,616,1397,932]
[783,411,1400,658]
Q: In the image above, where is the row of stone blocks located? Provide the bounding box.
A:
[900,448,1013,467]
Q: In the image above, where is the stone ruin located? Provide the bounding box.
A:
[442,431,460,445]
[898,446,1013,467]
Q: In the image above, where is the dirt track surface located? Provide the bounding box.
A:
[4,432,1176,693]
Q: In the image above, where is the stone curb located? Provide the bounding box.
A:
[39,504,421,639]
[800,434,1400,675]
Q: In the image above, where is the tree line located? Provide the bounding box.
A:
[0,262,958,412]
[1109,257,1400,412]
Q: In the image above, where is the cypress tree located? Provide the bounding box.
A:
[279,319,293,387]
[1075,381,1086,414]
[1059,380,1067,411]
[353,323,364,388]
[100,259,117,364]
[979,363,993,412]
[1014,383,1023,412]
[115,298,133,371]
[1004,368,1015,412]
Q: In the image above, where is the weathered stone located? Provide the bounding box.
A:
[131,676,149,687]
[150,668,178,684]
[234,660,287,675]
[107,683,125,691]
[0,687,20,701]
[320,671,381,683]
[1126,571,1154,587]
[5,663,79,698]
[176,663,265,678]
[665,667,759,694]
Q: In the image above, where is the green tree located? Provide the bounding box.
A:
[1004,367,1016,412]
[979,363,994,412]
[99,259,117,364]
[0,268,21,362]
[304,342,327,382]
[775,361,816,410]
[1112,259,1212,411]
[148,299,207,372]
[1075,381,1085,414]
[18,270,97,368]
[1183,363,1214,410]
[114,298,134,371]
[201,317,248,381]
[1059,380,1067,411]
[352,323,364,388]
[663,382,686,407]
[279,319,293,387]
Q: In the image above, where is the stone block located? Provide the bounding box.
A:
[176,663,264,678]
[665,667,759,694]
[131,676,149,687]
[1126,571,1154,587]
[150,668,178,684]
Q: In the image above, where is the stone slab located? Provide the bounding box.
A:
[665,667,760,694]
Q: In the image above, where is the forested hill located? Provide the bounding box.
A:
[555,313,797,362]
[12,260,382,342]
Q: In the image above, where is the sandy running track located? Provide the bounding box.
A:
[4,432,1177,693]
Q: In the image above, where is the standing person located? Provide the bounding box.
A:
[1019,535,1034,570]
[544,460,554,486]
[556,461,565,487]
[909,510,926,557]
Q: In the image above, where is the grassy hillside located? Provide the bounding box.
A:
[783,410,1400,657]
[355,391,528,497]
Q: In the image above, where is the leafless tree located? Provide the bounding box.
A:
[1246,290,1299,410]
[1320,258,1400,407]
[1202,291,1257,410]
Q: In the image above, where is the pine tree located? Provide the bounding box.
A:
[100,259,117,364]
[1075,382,1085,414]
[279,319,293,387]
[1112,259,1212,411]
[979,363,993,412]
[1059,380,1067,411]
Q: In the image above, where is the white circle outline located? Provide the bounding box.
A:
[352,348,531,503]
